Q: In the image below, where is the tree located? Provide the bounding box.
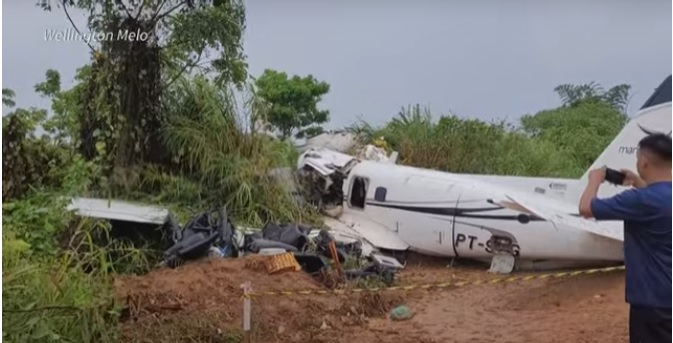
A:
[3,88,16,108]
[37,0,249,181]
[254,69,330,140]
[554,82,632,113]
[38,0,248,86]
[520,100,628,169]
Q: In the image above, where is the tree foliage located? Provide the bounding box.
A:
[35,0,248,185]
[254,69,331,140]
[38,0,247,82]
[1,83,79,199]
[554,82,631,113]
[520,101,628,168]
[355,83,630,178]
[3,88,16,107]
[354,105,583,177]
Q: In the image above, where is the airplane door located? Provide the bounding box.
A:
[451,198,492,258]
[368,175,454,257]
[396,216,454,257]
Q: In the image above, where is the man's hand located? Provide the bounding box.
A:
[588,168,606,185]
[620,169,647,188]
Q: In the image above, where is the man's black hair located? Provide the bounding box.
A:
[638,133,672,163]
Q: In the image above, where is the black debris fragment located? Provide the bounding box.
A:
[161,208,400,285]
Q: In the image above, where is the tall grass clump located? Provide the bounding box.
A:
[2,193,126,342]
[117,76,319,226]
[353,104,587,178]
[1,134,154,341]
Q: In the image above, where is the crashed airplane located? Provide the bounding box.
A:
[296,75,672,274]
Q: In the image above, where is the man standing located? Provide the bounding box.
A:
[579,133,672,343]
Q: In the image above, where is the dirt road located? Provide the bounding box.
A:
[115,256,628,343]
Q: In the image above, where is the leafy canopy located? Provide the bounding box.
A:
[520,101,628,168]
[254,69,330,140]
[521,82,630,168]
[554,82,631,113]
[354,82,631,178]
[37,0,248,87]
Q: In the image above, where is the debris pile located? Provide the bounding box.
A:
[160,207,402,286]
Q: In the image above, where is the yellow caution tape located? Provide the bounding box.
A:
[247,265,625,298]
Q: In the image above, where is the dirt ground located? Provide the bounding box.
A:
[114,254,628,343]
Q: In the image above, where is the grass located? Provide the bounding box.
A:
[2,194,123,342]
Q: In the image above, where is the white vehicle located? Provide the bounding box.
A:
[298,75,672,273]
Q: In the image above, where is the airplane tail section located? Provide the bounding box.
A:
[578,75,672,196]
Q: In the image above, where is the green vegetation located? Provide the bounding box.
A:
[3,1,631,341]
[254,69,331,140]
[354,83,628,178]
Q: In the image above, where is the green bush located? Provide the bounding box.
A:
[352,104,590,178]
[2,194,121,343]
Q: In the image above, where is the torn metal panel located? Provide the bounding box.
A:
[297,148,358,177]
[297,145,393,179]
[354,145,390,163]
[322,214,410,253]
[296,131,358,153]
[67,197,170,225]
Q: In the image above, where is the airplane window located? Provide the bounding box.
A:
[350,177,367,209]
[374,187,387,202]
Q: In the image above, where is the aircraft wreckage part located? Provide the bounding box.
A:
[293,253,329,274]
[488,254,516,274]
[246,265,626,298]
[163,208,238,268]
[248,239,299,253]
[370,253,405,269]
[68,197,170,225]
[495,194,624,242]
[264,252,303,274]
[258,248,288,256]
[322,216,409,251]
[297,148,357,176]
[296,131,359,153]
[262,222,313,247]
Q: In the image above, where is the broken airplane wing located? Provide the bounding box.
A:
[496,194,624,242]
[322,213,410,252]
[67,197,170,225]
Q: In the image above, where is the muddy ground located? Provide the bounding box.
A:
[114,255,628,343]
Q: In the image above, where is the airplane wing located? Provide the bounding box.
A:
[68,197,169,225]
[495,193,624,242]
[322,213,410,251]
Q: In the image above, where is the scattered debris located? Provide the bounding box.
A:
[265,252,302,275]
[66,143,407,288]
[162,208,237,268]
[295,131,359,153]
[156,207,402,287]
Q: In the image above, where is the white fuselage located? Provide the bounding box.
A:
[299,77,670,268]
[340,161,624,263]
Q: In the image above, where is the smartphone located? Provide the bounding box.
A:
[605,168,626,185]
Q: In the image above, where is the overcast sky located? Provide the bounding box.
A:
[3,0,672,128]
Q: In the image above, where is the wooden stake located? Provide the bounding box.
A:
[241,281,252,342]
